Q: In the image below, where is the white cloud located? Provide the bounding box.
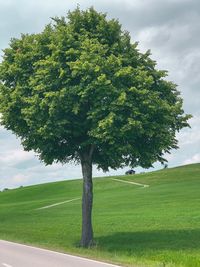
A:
[0,149,35,166]
[177,115,200,146]
[12,174,28,184]
[183,153,200,165]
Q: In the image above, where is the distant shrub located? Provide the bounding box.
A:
[163,164,168,169]
[3,188,9,192]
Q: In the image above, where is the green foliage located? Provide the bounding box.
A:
[0,163,200,267]
[0,7,191,169]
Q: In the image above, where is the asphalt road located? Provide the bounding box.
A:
[0,240,122,267]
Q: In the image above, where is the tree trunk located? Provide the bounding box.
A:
[80,154,93,247]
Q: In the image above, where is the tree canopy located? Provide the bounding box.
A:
[0,7,191,246]
[0,7,190,170]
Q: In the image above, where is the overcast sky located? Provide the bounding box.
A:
[0,0,199,190]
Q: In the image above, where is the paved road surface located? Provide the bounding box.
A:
[0,240,122,267]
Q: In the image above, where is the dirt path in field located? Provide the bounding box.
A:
[36,198,81,210]
[36,177,149,211]
[111,178,149,188]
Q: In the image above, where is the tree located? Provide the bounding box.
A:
[0,7,191,247]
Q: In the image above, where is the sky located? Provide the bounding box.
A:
[0,0,199,190]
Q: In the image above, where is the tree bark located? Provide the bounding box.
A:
[80,153,93,247]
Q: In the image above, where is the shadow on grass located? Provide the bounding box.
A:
[96,229,200,253]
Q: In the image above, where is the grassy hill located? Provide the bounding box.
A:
[0,163,200,267]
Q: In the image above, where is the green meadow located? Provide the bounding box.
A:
[0,163,200,267]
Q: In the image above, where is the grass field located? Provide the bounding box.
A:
[0,163,200,267]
